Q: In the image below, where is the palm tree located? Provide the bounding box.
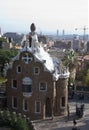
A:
[62,49,77,90]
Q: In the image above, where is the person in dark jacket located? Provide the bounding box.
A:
[72,119,80,130]
[73,118,77,126]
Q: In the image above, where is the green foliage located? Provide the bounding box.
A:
[0,48,18,76]
[0,49,18,64]
[84,69,89,85]
[0,77,7,83]
[14,116,29,130]
[0,37,6,42]
[76,61,89,85]
[63,49,77,85]
[62,49,77,69]
[0,110,30,130]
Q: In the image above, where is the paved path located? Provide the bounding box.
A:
[33,116,89,130]
[33,101,89,130]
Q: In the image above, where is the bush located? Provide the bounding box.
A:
[0,110,30,130]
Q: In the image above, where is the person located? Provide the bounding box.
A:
[72,119,80,130]
[73,118,77,126]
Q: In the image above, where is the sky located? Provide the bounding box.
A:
[0,0,88,34]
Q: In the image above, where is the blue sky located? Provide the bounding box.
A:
[0,0,88,34]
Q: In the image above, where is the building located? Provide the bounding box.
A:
[0,36,13,50]
[2,40,13,50]
[73,36,80,52]
[54,40,67,50]
[5,23,69,120]
[38,35,48,44]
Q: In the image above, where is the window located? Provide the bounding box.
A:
[17,65,21,73]
[39,82,47,91]
[35,101,41,113]
[12,80,17,88]
[12,96,17,109]
[34,67,40,75]
[61,97,65,107]
[22,53,32,64]
[23,99,28,111]
[22,77,32,96]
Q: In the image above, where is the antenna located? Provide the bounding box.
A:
[75,26,88,41]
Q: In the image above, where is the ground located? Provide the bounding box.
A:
[33,99,89,130]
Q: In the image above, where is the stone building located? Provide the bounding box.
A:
[5,23,69,120]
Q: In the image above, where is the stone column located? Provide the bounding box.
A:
[43,103,45,120]
[52,81,56,119]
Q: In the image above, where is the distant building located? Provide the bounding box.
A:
[38,35,48,44]
[73,36,80,52]
[15,44,22,49]
[54,40,67,50]
[0,36,13,50]
[87,41,89,52]
[3,32,23,44]
[2,39,13,50]
[5,24,69,120]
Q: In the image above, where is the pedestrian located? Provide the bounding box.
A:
[73,118,77,126]
[72,118,80,130]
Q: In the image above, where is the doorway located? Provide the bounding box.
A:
[45,97,52,117]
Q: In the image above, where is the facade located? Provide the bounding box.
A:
[5,23,69,120]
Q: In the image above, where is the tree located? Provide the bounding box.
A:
[63,49,76,67]
[62,49,77,86]
[0,37,7,49]
[0,110,30,130]
[0,48,18,76]
[84,69,89,86]
[0,37,6,42]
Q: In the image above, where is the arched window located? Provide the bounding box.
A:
[22,77,32,96]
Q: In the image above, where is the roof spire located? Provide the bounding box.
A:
[29,23,38,51]
[30,23,36,33]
